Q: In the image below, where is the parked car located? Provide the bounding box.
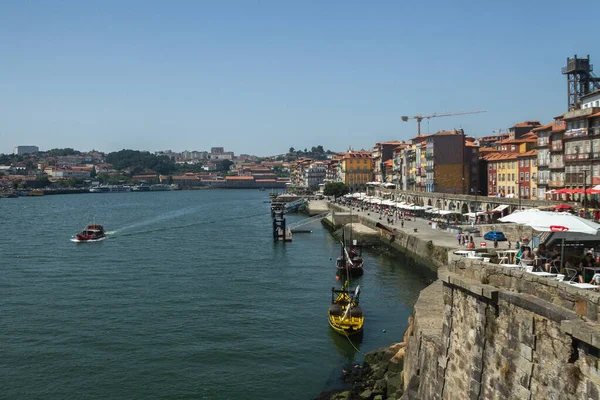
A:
[483,231,507,241]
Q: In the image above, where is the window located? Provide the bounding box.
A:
[525,172,529,181]
[512,173,515,181]
[520,172,524,181]
[525,159,529,167]
[520,160,524,167]
[511,146,516,152]
[532,188,537,197]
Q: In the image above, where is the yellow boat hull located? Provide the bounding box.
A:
[328,291,364,336]
[328,314,364,336]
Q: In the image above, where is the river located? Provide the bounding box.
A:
[0,190,434,399]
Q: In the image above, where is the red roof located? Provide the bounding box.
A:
[225,176,255,180]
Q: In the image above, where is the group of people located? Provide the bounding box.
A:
[514,244,599,284]
[456,233,476,249]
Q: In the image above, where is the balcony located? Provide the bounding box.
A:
[591,127,600,136]
[548,180,564,187]
[564,153,590,162]
[425,152,434,159]
[549,161,564,169]
[538,178,549,185]
[564,128,588,139]
[550,142,563,152]
[538,159,549,167]
[565,173,592,186]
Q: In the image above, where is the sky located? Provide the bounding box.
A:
[1,0,599,156]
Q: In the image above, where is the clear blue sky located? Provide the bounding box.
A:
[1,0,598,156]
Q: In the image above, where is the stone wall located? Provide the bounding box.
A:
[401,256,600,400]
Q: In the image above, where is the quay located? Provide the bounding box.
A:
[312,198,600,400]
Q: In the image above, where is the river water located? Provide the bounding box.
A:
[0,190,434,400]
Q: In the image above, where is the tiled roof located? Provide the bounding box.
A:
[511,121,541,128]
[517,150,538,157]
[383,160,394,166]
[226,176,255,180]
[531,123,553,132]
[435,129,462,136]
[589,112,600,118]
[479,147,499,152]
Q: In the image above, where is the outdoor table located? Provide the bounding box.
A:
[567,282,598,290]
[500,264,522,269]
[529,272,557,278]
[454,250,471,257]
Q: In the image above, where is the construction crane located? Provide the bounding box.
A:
[401,110,487,136]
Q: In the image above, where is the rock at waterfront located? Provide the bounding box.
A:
[359,388,372,398]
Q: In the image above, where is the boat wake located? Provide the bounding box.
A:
[70,237,106,243]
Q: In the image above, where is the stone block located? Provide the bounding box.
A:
[518,343,533,362]
[359,389,372,399]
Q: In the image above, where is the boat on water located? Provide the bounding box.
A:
[72,223,106,243]
[132,184,151,192]
[336,244,364,277]
[90,185,132,193]
[328,282,364,337]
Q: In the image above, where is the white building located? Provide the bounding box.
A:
[581,89,600,109]
[304,162,326,188]
[13,145,39,155]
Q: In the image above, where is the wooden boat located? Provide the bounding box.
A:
[328,283,364,336]
[336,245,364,277]
[73,223,106,242]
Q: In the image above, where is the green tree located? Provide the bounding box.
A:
[289,147,295,153]
[323,182,349,198]
[220,159,234,171]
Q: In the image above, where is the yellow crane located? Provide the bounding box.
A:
[401,110,487,136]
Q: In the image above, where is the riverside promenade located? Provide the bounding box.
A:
[330,201,512,251]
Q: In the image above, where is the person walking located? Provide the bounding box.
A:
[457,233,462,245]
[494,239,498,249]
[401,219,404,228]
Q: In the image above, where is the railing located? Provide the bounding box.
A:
[537,139,549,146]
[548,180,565,187]
[564,153,590,161]
[538,178,549,184]
[564,128,588,138]
[538,159,549,166]
[591,127,600,136]
[549,161,564,168]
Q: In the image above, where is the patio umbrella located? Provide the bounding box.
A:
[553,204,573,211]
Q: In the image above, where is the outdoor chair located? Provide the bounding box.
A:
[565,268,578,283]
[548,260,561,274]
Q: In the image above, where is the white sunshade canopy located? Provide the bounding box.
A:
[499,210,600,235]
[492,204,510,213]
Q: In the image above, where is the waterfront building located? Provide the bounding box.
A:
[507,121,541,140]
[340,150,372,191]
[517,150,538,199]
[324,157,341,184]
[372,141,404,183]
[423,129,479,194]
[562,100,600,189]
[13,145,39,155]
[304,161,326,188]
[549,117,567,192]
[533,123,553,199]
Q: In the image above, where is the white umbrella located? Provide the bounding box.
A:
[499,210,600,235]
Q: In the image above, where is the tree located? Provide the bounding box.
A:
[289,147,295,153]
[220,159,234,172]
[323,182,349,198]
